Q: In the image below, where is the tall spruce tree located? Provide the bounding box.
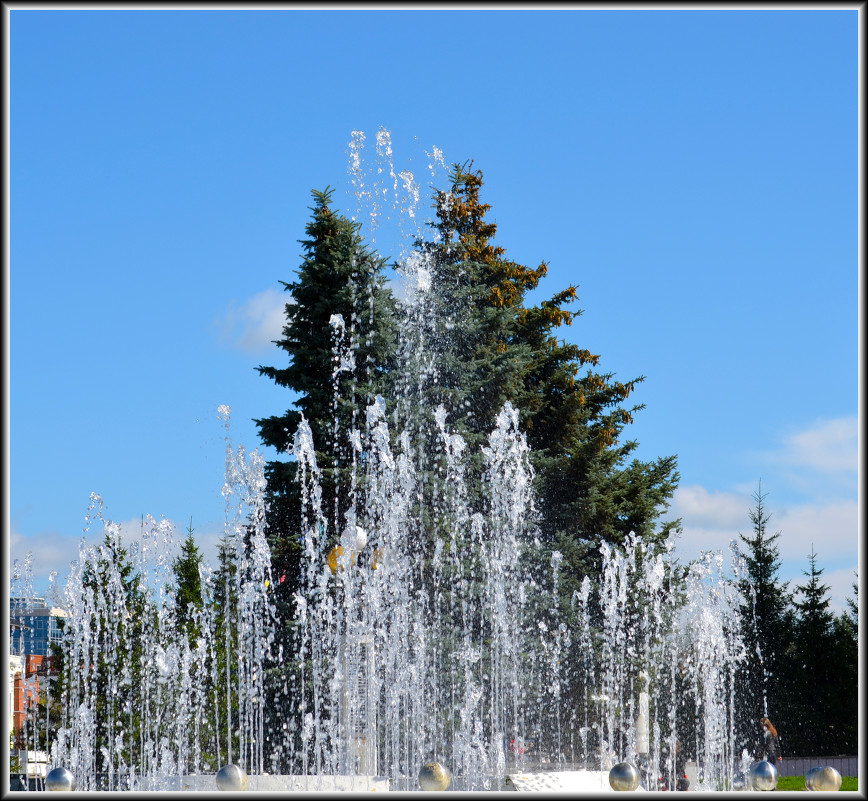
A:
[395,162,539,540]
[255,188,398,599]
[786,546,856,755]
[172,519,204,642]
[254,189,397,748]
[405,163,680,724]
[734,482,794,751]
[415,162,679,580]
[76,531,150,778]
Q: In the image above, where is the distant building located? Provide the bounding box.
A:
[9,598,67,760]
[9,653,23,737]
[10,653,55,744]
[9,597,67,657]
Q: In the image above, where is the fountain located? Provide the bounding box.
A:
[14,130,752,792]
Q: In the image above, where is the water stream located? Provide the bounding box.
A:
[15,130,750,791]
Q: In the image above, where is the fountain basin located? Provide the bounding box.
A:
[135,775,391,792]
[134,771,647,792]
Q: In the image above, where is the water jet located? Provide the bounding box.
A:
[19,131,751,792]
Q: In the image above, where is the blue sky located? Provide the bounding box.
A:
[7,8,859,611]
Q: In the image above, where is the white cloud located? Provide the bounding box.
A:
[669,485,747,531]
[670,487,856,565]
[776,416,857,473]
[773,501,858,565]
[751,416,858,498]
[667,487,745,568]
[215,287,290,354]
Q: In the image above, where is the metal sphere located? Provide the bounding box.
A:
[808,766,842,792]
[804,767,822,791]
[748,760,779,791]
[418,761,451,791]
[45,767,76,792]
[609,761,641,791]
[216,763,249,792]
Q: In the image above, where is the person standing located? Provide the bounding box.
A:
[674,740,690,791]
[756,717,782,771]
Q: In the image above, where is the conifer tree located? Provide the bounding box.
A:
[786,546,856,755]
[734,482,793,750]
[254,190,397,762]
[210,532,240,766]
[414,162,679,580]
[256,167,681,754]
[397,162,536,532]
[829,601,858,752]
[402,164,680,729]
[255,188,398,601]
[77,532,150,777]
[172,519,204,642]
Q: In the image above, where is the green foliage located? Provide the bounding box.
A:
[209,532,241,764]
[255,165,682,753]
[737,485,858,760]
[782,547,857,755]
[172,518,204,641]
[412,165,681,729]
[255,187,398,603]
[257,166,679,601]
[413,162,680,575]
[253,190,398,768]
[73,530,150,777]
[734,489,857,758]
[734,482,794,748]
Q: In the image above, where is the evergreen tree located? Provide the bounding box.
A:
[255,187,398,604]
[256,166,681,752]
[786,546,856,755]
[258,166,678,591]
[254,191,398,768]
[210,532,240,765]
[393,162,537,550]
[405,163,680,724]
[734,482,794,750]
[415,163,679,560]
[172,518,204,642]
[410,162,679,615]
[76,531,151,778]
[829,605,858,752]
